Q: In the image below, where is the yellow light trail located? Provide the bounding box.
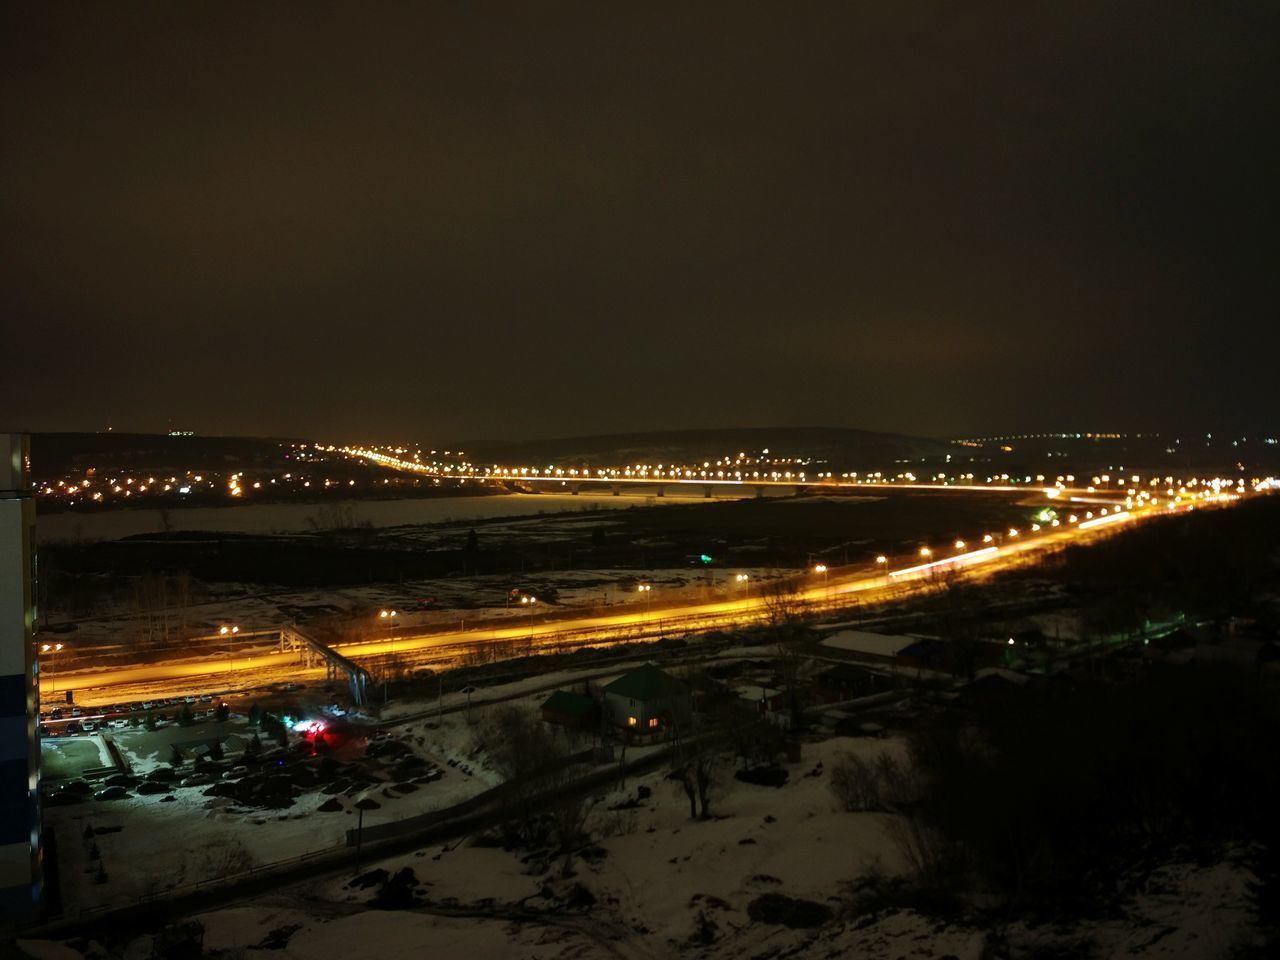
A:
[45,493,1250,701]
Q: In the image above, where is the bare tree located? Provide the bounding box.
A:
[924,568,983,681]
[669,735,720,820]
[173,568,191,639]
[549,781,596,878]
[487,707,573,843]
[719,697,782,769]
[665,672,725,821]
[484,707,600,874]
[761,579,810,727]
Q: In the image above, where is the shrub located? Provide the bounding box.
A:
[830,754,881,811]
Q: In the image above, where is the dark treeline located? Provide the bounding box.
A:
[1041,495,1280,625]
[904,662,1280,913]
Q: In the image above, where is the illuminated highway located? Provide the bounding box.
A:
[46,492,1244,705]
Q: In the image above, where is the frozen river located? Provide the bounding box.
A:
[35,489,744,542]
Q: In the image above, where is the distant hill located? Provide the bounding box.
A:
[463,427,951,469]
[28,432,303,477]
[954,432,1280,475]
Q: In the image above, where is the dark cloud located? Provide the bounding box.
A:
[3,2,1276,443]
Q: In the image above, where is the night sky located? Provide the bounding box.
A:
[3,3,1276,444]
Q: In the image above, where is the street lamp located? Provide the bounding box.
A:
[378,610,399,645]
[40,642,64,696]
[637,583,652,617]
[220,625,239,674]
[919,546,931,558]
[954,540,966,551]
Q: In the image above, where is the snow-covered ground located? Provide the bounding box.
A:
[36,491,731,542]
[46,712,500,920]
[172,734,912,960]
[31,716,1264,958]
[185,760,1265,960]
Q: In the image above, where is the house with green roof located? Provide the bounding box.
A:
[539,690,600,731]
[603,663,689,740]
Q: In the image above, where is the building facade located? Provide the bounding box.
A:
[602,663,689,741]
[0,435,41,918]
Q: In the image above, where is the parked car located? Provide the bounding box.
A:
[93,786,129,801]
[64,721,82,735]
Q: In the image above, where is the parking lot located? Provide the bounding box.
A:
[39,694,226,739]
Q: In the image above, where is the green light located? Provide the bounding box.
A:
[699,554,713,564]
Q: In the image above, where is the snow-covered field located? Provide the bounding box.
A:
[36,492,724,542]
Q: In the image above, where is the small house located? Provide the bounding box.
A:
[602,664,689,740]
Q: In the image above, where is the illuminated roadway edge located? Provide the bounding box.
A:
[343,446,1121,495]
[50,505,1207,697]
